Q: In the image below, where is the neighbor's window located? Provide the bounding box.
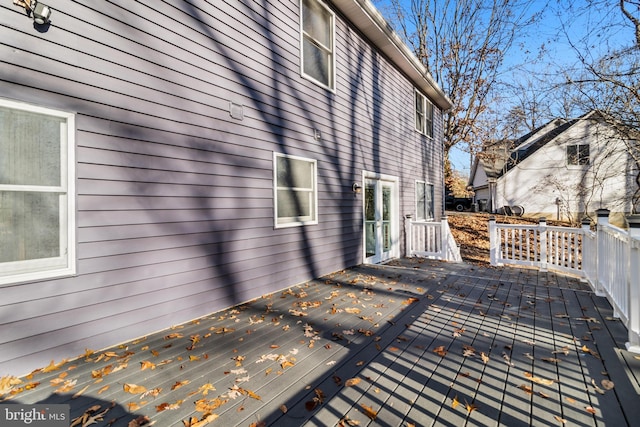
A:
[301,0,335,90]
[415,91,434,138]
[274,153,318,227]
[567,144,590,165]
[416,181,434,220]
[0,99,75,285]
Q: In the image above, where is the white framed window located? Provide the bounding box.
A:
[300,0,335,91]
[0,98,76,285]
[274,152,318,227]
[567,144,590,165]
[416,181,434,221]
[415,91,434,138]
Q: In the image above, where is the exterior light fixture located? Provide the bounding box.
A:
[352,183,362,193]
[30,0,51,25]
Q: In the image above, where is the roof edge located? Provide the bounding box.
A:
[332,0,453,110]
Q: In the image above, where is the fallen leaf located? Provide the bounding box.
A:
[554,415,567,424]
[156,400,183,412]
[198,383,216,396]
[601,379,614,390]
[42,359,68,373]
[585,406,597,414]
[172,380,190,390]
[140,361,156,370]
[518,384,533,395]
[124,384,147,394]
[465,400,478,414]
[128,415,151,427]
[481,352,489,364]
[345,378,361,387]
[524,372,554,386]
[280,404,287,413]
[360,403,378,420]
[452,395,460,409]
[72,384,90,399]
[433,346,447,357]
[194,397,228,413]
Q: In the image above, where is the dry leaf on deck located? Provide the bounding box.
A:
[433,346,447,357]
[124,384,147,394]
[481,352,489,364]
[360,403,378,420]
[465,401,478,414]
[195,397,228,413]
[171,380,190,390]
[140,361,156,370]
[601,379,614,390]
[451,395,460,409]
[523,372,554,386]
[128,415,151,427]
[345,378,361,387]
[554,415,567,424]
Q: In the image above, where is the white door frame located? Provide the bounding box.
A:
[362,171,400,264]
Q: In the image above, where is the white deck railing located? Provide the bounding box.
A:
[406,216,462,262]
[489,210,640,353]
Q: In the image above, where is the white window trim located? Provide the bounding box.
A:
[416,180,435,221]
[415,90,434,138]
[299,0,336,92]
[273,152,318,228]
[0,98,76,286]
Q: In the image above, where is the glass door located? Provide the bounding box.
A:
[364,177,397,263]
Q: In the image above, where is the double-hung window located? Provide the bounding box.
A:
[274,153,318,227]
[415,91,434,138]
[567,144,590,165]
[0,99,75,285]
[416,181,434,221]
[301,0,335,90]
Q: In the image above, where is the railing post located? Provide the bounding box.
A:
[539,217,548,272]
[404,214,413,258]
[489,216,498,265]
[625,214,640,353]
[581,218,592,283]
[441,215,448,261]
[595,208,610,297]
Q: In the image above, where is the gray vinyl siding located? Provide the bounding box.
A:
[0,0,445,375]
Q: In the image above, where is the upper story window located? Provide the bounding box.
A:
[274,152,318,228]
[416,181,434,221]
[567,144,590,165]
[415,91,434,138]
[0,98,76,285]
[301,0,335,90]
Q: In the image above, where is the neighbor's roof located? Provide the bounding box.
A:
[333,0,453,110]
[474,111,600,181]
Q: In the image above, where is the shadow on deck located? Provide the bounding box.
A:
[3,259,640,426]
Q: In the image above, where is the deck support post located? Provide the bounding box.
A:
[625,214,640,353]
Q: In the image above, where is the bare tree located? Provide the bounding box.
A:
[558,0,640,212]
[375,0,544,174]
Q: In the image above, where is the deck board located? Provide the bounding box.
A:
[3,259,639,426]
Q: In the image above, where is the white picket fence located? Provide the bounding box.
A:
[489,209,640,353]
[405,216,462,262]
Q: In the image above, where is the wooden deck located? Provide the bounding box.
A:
[3,259,640,426]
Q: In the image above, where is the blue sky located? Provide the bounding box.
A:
[374,1,637,175]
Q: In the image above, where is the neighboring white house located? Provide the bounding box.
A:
[469,111,638,225]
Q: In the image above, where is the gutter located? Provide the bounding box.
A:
[332,0,453,111]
